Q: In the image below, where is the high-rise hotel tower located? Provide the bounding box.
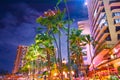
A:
[12,45,28,74]
[86,0,120,69]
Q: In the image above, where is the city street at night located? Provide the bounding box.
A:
[0,0,120,80]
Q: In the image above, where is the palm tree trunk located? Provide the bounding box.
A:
[64,1,72,80]
[47,52,51,80]
[89,43,96,79]
[77,53,80,77]
[58,27,64,80]
[32,60,35,80]
[51,33,59,60]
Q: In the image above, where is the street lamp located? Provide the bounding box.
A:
[62,58,67,64]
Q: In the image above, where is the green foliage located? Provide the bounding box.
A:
[69,29,85,54]
[19,64,29,73]
[25,44,46,61]
[36,9,67,34]
[117,66,120,74]
[56,0,61,6]
[35,33,53,47]
[110,75,119,80]
[83,34,98,47]
[69,29,86,70]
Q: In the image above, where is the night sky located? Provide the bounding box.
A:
[0,0,88,73]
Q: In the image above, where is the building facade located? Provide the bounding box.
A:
[12,45,28,74]
[78,20,93,65]
[86,0,120,70]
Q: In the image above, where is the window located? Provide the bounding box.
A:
[114,19,120,24]
[118,34,120,40]
[94,9,97,18]
[103,21,108,26]
[99,19,106,28]
[102,8,105,12]
[116,26,120,32]
[104,28,109,33]
[83,56,87,60]
[111,6,120,11]
[113,12,120,17]
[106,35,111,41]
[109,0,120,4]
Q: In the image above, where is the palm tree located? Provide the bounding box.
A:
[36,8,67,80]
[83,34,97,79]
[35,33,55,80]
[64,0,72,79]
[23,44,46,80]
[69,29,86,78]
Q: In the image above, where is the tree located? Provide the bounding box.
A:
[35,33,55,80]
[69,29,86,77]
[36,8,68,80]
[83,34,97,79]
[25,44,46,79]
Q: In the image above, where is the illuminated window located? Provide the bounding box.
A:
[104,22,108,26]
[113,12,120,17]
[99,19,106,28]
[114,19,120,24]
[94,9,97,17]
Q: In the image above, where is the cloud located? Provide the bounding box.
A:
[0,3,40,72]
[0,1,88,72]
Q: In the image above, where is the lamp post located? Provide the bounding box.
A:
[62,58,67,64]
[27,65,30,79]
[106,64,110,78]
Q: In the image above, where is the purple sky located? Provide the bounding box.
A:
[0,0,88,72]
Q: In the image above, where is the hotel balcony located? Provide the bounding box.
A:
[95,25,108,41]
[94,31,110,54]
[110,2,120,11]
[116,26,120,34]
[114,19,120,28]
[92,3,105,36]
[94,19,108,40]
[92,0,103,20]
[109,0,120,5]
[92,11,105,37]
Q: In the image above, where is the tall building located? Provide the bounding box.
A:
[78,20,93,65]
[12,45,28,74]
[86,0,120,71]
[77,20,92,75]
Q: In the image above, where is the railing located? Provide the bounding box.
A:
[111,6,120,11]
[109,0,120,4]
